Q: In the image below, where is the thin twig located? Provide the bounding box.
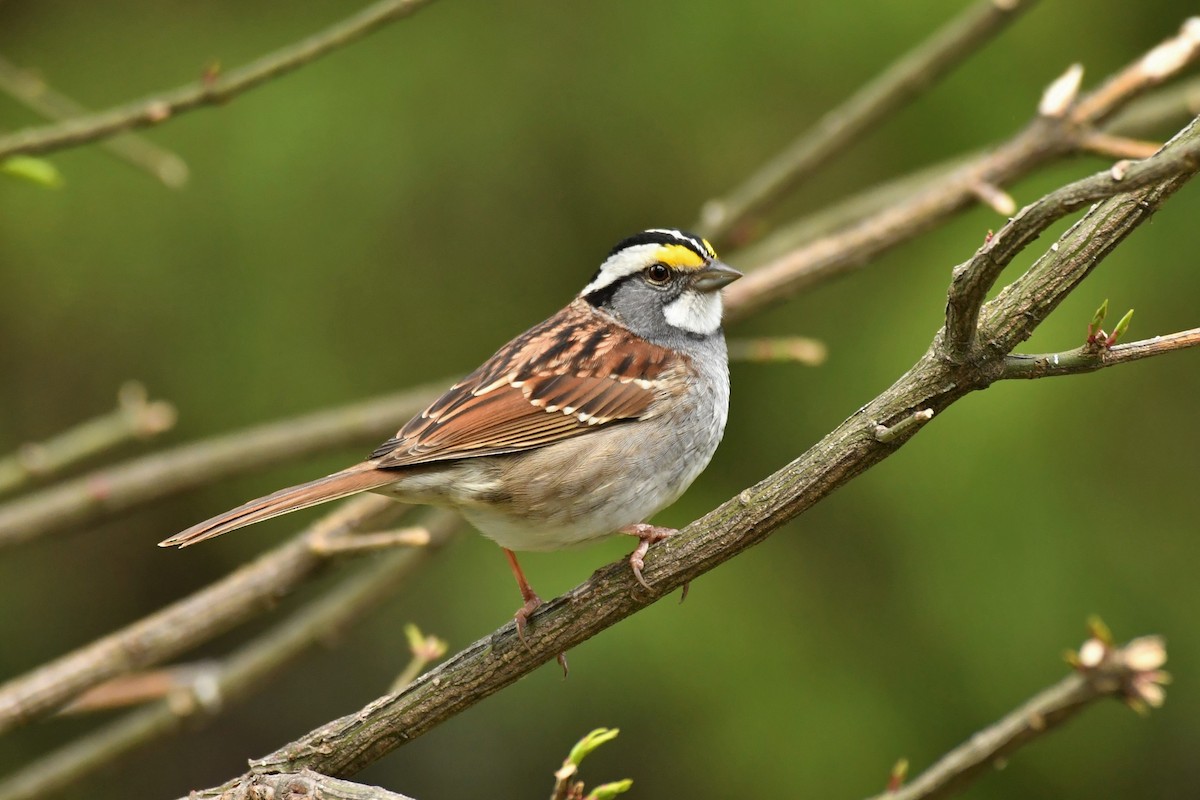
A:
[0,495,404,735]
[0,0,441,161]
[0,513,457,800]
[861,635,1168,800]
[0,381,442,548]
[1001,328,1200,378]
[727,336,828,366]
[178,124,1200,791]
[0,56,188,187]
[0,382,175,496]
[696,0,1039,243]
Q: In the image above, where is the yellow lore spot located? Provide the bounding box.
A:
[655,243,709,270]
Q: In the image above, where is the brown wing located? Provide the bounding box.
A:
[371,299,682,469]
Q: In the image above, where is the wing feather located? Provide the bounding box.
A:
[371,299,684,469]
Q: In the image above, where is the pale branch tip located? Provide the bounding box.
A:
[0,383,176,497]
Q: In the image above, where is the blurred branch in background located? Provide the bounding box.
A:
[0,512,457,800]
[0,382,174,496]
[697,0,1040,245]
[0,381,442,548]
[863,625,1169,800]
[0,494,418,734]
[723,17,1200,322]
[0,0,440,162]
[0,56,189,187]
[726,73,1200,275]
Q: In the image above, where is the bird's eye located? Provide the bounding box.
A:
[645,263,671,285]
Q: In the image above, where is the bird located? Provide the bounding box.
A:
[160,228,741,642]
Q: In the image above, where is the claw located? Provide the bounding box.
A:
[503,548,569,674]
[620,523,677,590]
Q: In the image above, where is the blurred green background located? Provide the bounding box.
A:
[2,1,1198,798]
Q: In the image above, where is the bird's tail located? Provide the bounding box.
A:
[158,463,395,548]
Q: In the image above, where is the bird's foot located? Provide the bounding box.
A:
[513,591,542,648]
[621,523,678,591]
[504,548,569,676]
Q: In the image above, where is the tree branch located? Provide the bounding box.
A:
[0,381,442,548]
[696,0,1039,243]
[726,73,1200,280]
[721,19,1200,324]
[862,633,1168,800]
[0,383,175,497]
[178,113,1200,795]
[0,56,188,187]
[1001,328,1200,379]
[0,513,457,800]
[0,0,440,162]
[944,131,1200,360]
[0,495,412,735]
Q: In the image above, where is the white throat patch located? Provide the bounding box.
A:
[664,290,724,335]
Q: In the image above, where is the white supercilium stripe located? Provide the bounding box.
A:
[579,243,663,297]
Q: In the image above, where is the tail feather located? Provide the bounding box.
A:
[159,464,394,548]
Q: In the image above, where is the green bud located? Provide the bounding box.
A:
[1,156,63,188]
[403,623,425,651]
[1086,615,1114,646]
[1110,308,1134,343]
[1090,299,1109,329]
[568,728,620,766]
[586,779,634,800]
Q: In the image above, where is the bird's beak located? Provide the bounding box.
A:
[690,261,743,292]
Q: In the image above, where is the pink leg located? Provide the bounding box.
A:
[502,548,568,676]
[620,523,677,590]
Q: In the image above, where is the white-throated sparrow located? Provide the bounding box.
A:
[161,228,740,637]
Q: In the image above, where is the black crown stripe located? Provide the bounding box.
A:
[606,229,710,261]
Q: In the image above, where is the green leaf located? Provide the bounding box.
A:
[568,728,620,766]
[1,156,64,188]
[1111,308,1134,343]
[585,779,633,800]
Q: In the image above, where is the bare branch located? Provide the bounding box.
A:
[1001,328,1200,379]
[0,513,457,800]
[697,0,1039,243]
[0,56,188,187]
[0,381,441,548]
[862,633,1169,800]
[726,336,828,366]
[0,495,408,734]
[944,124,1200,359]
[0,0,440,162]
[727,74,1200,282]
[0,383,175,496]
